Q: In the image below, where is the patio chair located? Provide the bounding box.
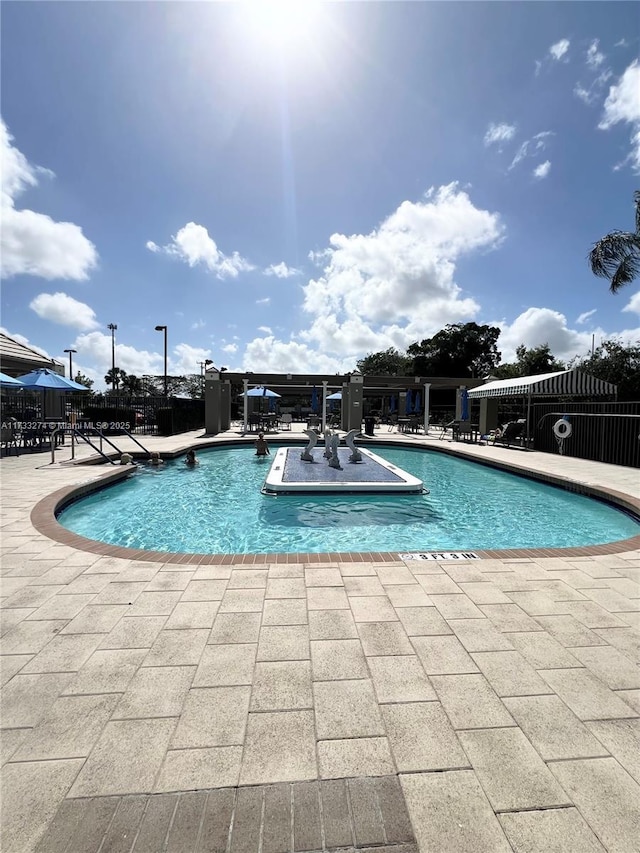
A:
[0,425,20,456]
[280,413,292,430]
[439,419,456,440]
[248,413,262,432]
[494,421,525,447]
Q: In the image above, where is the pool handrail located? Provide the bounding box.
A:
[49,425,151,465]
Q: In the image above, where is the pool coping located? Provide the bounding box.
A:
[30,437,640,564]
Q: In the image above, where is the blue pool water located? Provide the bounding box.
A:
[58,445,640,554]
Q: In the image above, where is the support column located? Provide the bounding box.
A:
[242,378,248,434]
[423,383,431,435]
[321,380,328,434]
[220,380,231,431]
[347,372,364,433]
[205,369,221,435]
[479,397,499,435]
[341,383,349,431]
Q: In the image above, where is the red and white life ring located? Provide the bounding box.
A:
[553,418,572,440]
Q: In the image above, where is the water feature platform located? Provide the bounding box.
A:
[262,446,424,494]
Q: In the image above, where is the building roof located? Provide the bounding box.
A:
[0,332,63,375]
[466,368,617,399]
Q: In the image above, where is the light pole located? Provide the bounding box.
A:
[107,324,118,389]
[155,325,168,397]
[63,348,77,380]
[198,359,213,395]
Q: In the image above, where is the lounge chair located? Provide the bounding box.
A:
[494,421,525,447]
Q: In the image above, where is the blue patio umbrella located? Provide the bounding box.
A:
[311,386,319,413]
[15,368,87,391]
[413,391,421,413]
[0,371,24,387]
[326,391,342,401]
[461,388,470,420]
[389,395,397,413]
[240,387,281,398]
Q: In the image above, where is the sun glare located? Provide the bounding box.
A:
[239,0,322,50]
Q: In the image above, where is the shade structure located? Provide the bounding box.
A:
[0,371,24,387]
[461,388,469,420]
[466,369,616,399]
[15,368,87,391]
[240,386,281,398]
[326,391,342,401]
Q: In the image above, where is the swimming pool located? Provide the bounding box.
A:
[57,444,640,555]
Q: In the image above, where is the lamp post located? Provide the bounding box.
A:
[107,324,118,389]
[63,348,77,380]
[155,325,168,397]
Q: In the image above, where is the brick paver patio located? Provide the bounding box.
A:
[1,429,639,852]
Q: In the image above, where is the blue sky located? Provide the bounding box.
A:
[1,1,639,387]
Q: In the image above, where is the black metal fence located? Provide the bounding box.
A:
[1,392,205,437]
[64,396,205,436]
[531,401,640,468]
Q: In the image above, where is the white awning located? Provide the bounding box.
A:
[466,369,617,399]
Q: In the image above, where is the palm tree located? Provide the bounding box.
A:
[589,190,640,292]
[104,367,127,392]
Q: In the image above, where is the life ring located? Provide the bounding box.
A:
[553,418,572,439]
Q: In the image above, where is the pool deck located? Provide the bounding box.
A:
[1,426,639,852]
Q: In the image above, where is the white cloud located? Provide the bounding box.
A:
[574,69,613,106]
[237,185,503,372]
[484,123,516,147]
[243,335,349,374]
[73,332,163,380]
[622,292,640,316]
[191,319,206,330]
[496,307,603,363]
[264,261,301,278]
[222,343,238,354]
[258,325,273,334]
[577,309,597,324]
[586,39,605,69]
[172,343,213,376]
[509,132,554,170]
[302,184,501,326]
[147,222,254,279]
[533,160,551,179]
[256,297,271,305]
[598,60,640,172]
[29,292,99,331]
[549,39,570,61]
[0,119,98,281]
